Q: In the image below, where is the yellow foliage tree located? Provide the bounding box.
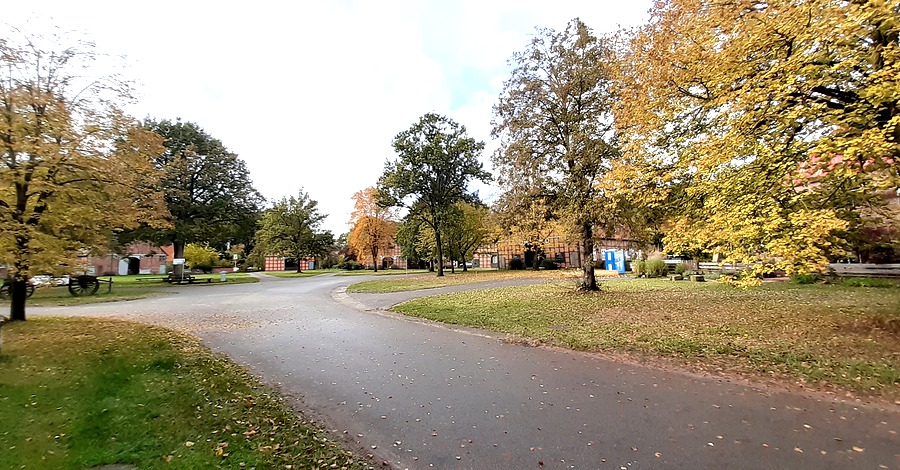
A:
[618,0,900,274]
[348,188,397,272]
[0,32,169,320]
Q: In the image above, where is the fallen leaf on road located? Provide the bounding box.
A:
[852,446,864,453]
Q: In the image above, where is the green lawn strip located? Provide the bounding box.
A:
[9,288,160,307]
[335,269,432,277]
[0,318,371,470]
[263,271,331,278]
[110,273,258,288]
[347,269,566,293]
[2,274,258,307]
[390,280,900,399]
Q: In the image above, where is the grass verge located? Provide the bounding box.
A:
[347,269,573,293]
[0,318,371,470]
[110,273,259,288]
[336,269,431,277]
[390,279,900,400]
[2,274,259,307]
[263,271,331,278]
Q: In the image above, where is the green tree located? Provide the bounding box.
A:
[378,113,490,277]
[395,216,428,269]
[493,19,622,291]
[132,119,263,276]
[441,202,490,272]
[254,190,326,273]
[618,0,900,275]
[0,32,168,321]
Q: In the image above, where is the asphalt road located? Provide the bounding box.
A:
[31,273,899,469]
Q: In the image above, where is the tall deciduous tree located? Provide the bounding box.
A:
[135,119,264,275]
[378,113,490,277]
[619,0,900,274]
[348,187,397,272]
[493,19,621,291]
[0,32,169,321]
[255,190,326,273]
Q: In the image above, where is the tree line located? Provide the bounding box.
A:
[368,1,899,290]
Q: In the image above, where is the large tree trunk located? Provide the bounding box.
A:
[434,228,445,277]
[9,278,27,321]
[10,237,29,321]
[580,223,598,291]
[372,247,379,272]
[295,252,303,273]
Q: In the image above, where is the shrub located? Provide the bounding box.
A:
[540,259,559,270]
[792,273,819,285]
[508,258,525,270]
[184,243,220,273]
[336,260,364,270]
[842,277,897,288]
[645,258,668,278]
[674,262,689,275]
[631,259,646,276]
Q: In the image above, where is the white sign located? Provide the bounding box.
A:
[173,258,185,265]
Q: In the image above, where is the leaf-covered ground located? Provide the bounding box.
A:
[0,318,372,470]
[390,279,900,400]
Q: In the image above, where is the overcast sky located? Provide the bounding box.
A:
[5,1,652,235]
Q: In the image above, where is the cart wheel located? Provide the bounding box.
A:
[68,275,100,296]
[0,283,35,299]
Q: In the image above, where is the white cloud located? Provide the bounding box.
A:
[4,0,652,234]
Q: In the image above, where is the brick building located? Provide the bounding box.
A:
[83,241,171,276]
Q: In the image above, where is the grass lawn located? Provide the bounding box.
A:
[0,318,371,470]
[346,269,588,293]
[263,270,332,278]
[1,274,259,307]
[390,279,900,400]
[111,272,258,288]
[336,269,431,277]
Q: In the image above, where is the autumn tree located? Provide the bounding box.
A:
[254,190,327,273]
[129,119,264,276]
[378,113,490,277]
[493,19,624,291]
[491,186,559,270]
[618,0,900,275]
[0,31,168,321]
[348,187,397,272]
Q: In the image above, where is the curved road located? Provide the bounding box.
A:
[31,273,898,469]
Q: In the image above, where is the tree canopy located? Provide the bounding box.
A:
[134,119,264,269]
[348,187,397,272]
[618,0,900,274]
[378,113,490,277]
[0,32,168,320]
[254,190,328,273]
